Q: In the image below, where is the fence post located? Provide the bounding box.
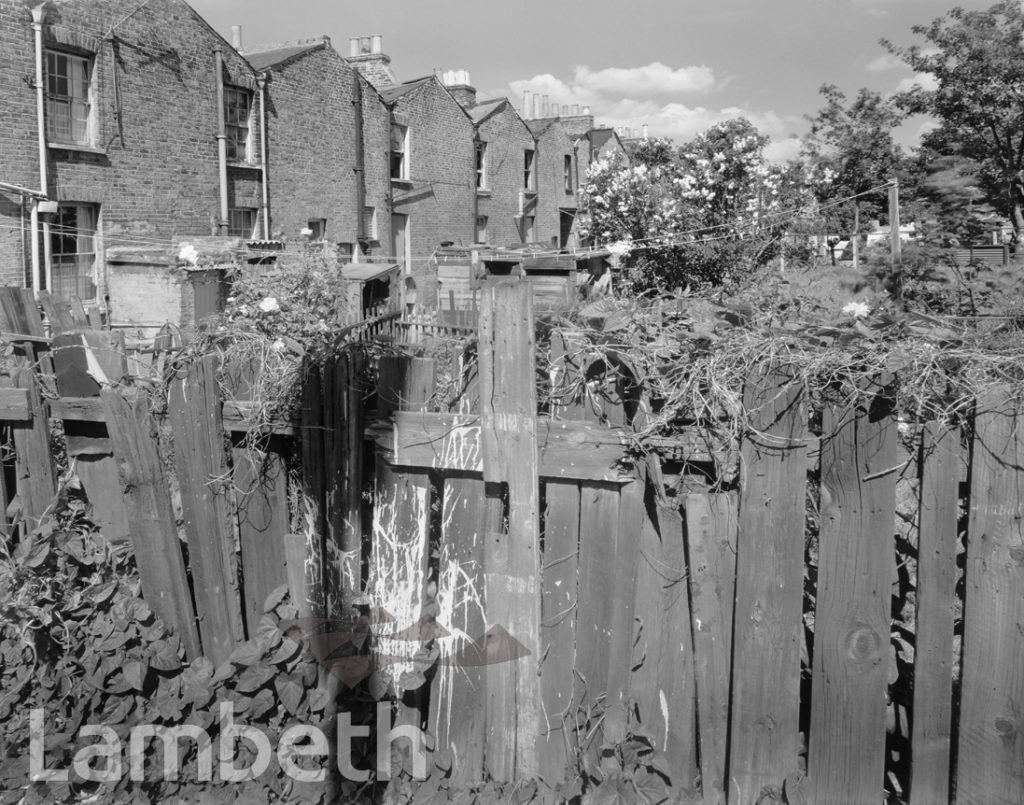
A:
[478,281,541,782]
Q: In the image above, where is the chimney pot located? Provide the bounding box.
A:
[523,91,533,118]
[542,95,549,116]
[360,37,371,54]
[349,38,359,57]
[582,106,591,115]
[572,104,580,114]
[371,35,383,54]
[642,123,649,139]
[231,25,242,50]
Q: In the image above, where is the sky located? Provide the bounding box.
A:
[189,0,996,162]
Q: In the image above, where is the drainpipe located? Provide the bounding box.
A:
[472,131,480,242]
[31,4,49,293]
[257,72,270,238]
[214,47,228,235]
[353,69,366,248]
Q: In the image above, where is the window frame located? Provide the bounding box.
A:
[564,154,574,193]
[50,203,98,300]
[475,141,488,190]
[45,48,96,147]
[364,206,378,240]
[390,123,410,181]
[228,208,258,239]
[223,85,253,164]
[523,148,536,192]
[475,215,488,243]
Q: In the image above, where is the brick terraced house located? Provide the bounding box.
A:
[0,0,261,304]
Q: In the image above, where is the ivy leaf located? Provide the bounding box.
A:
[149,640,182,672]
[585,775,636,805]
[274,674,304,715]
[248,688,276,720]
[632,769,669,805]
[90,581,119,606]
[229,641,261,668]
[263,585,289,614]
[235,664,276,694]
[122,659,148,692]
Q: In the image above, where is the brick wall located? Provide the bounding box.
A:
[389,79,475,308]
[475,102,535,247]
[260,44,390,252]
[532,119,580,248]
[0,0,257,297]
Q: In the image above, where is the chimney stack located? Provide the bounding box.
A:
[231,25,242,50]
[542,95,549,116]
[348,34,397,89]
[440,68,477,108]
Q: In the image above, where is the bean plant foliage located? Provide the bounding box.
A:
[0,494,376,804]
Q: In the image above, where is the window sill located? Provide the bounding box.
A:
[476,189,492,197]
[48,142,105,155]
[522,189,537,197]
[227,161,262,171]
[391,178,413,188]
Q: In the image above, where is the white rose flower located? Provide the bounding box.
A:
[842,301,871,318]
[259,297,280,313]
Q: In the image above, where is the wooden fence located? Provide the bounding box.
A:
[0,283,1021,803]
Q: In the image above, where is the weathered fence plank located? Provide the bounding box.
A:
[168,355,244,666]
[479,281,542,781]
[729,369,808,803]
[957,391,1024,804]
[101,386,200,659]
[808,377,897,804]
[539,480,580,785]
[605,476,643,740]
[909,423,959,805]
[574,484,621,704]
[299,359,327,620]
[233,436,290,635]
[433,475,488,788]
[7,369,55,530]
[685,491,738,805]
[632,503,698,795]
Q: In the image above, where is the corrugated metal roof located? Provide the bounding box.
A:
[341,263,400,282]
[244,43,323,71]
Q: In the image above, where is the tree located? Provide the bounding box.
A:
[883,1,1024,241]
[801,84,906,262]
[579,121,812,292]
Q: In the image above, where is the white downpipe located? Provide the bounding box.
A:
[214,48,228,234]
[31,5,48,293]
[258,74,270,238]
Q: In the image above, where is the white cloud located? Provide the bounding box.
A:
[895,73,938,93]
[573,62,717,97]
[510,68,803,163]
[866,53,904,72]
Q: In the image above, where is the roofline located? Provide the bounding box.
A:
[243,39,329,72]
[388,75,475,125]
[180,0,256,77]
